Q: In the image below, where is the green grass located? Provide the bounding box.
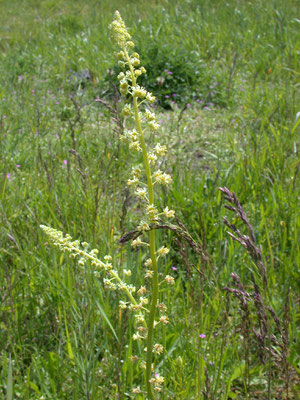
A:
[0,0,299,398]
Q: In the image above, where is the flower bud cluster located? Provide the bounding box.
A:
[109,11,173,216]
[109,11,131,47]
[41,225,152,350]
[40,225,132,287]
[153,343,163,355]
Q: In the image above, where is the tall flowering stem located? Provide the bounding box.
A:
[110,11,174,399]
[124,39,159,400]
[41,11,175,400]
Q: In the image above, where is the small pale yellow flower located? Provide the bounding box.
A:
[154,171,172,185]
[133,333,142,341]
[155,375,164,385]
[131,303,142,311]
[146,204,159,219]
[117,72,125,81]
[131,237,143,247]
[159,315,169,324]
[157,246,170,257]
[145,269,153,278]
[148,152,157,165]
[146,110,156,121]
[135,314,145,323]
[122,103,132,116]
[163,206,175,218]
[165,275,175,285]
[153,344,163,354]
[127,177,139,186]
[146,92,156,103]
[119,301,128,309]
[138,221,150,231]
[137,286,147,296]
[140,361,146,370]
[144,258,152,267]
[132,85,147,98]
[140,296,148,305]
[149,121,160,130]
[131,57,140,67]
[137,326,147,334]
[127,284,136,293]
[126,128,139,140]
[129,141,142,152]
[104,262,112,270]
[158,303,167,312]
[135,188,147,199]
[117,51,125,60]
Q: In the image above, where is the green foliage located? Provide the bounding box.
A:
[0,0,299,398]
[107,42,227,108]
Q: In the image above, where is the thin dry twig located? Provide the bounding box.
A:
[119,218,209,263]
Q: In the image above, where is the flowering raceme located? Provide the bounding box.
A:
[109,11,178,399]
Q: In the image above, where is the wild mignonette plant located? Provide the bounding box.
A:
[41,11,177,399]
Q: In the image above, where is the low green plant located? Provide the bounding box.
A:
[41,11,180,399]
[105,41,228,109]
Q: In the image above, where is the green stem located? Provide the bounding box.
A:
[146,229,158,400]
[124,48,158,400]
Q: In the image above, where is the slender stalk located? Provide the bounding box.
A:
[145,229,158,400]
[124,47,158,400]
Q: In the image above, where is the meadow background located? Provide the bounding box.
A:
[0,0,299,398]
